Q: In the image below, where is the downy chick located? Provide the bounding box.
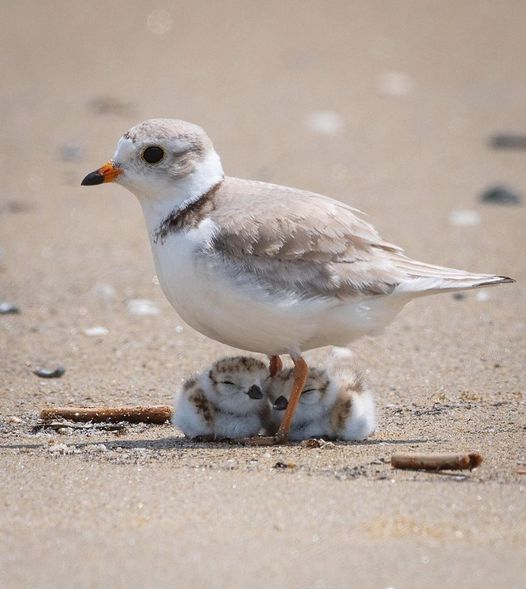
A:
[173,356,269,439]
[266,357,376,441]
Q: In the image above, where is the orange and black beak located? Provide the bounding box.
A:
[81,161,122,186]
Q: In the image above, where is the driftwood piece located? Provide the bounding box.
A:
[391,452,483,471]
[40,405,172,425]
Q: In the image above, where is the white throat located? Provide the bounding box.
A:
[134,149,224,231]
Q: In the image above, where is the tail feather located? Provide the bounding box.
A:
[394,255,515,294]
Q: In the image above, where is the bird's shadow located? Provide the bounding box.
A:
[0,436,434,452]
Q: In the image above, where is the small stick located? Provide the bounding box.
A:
[40,405,172,424]
[391,452,483,471]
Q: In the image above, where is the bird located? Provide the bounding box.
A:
[266,351,376,441]
[172,356,269,440]
[81,118,514,443]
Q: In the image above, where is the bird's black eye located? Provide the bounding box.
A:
[142,146,164,164]
[221,381,235,386]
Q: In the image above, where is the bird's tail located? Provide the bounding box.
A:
[393,255,515,295]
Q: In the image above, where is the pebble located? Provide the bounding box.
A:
[452,292,466,301]
[476,291,490,302]
[5,416,23,424]
[304,111,345,135]
[488,133,526,150]
[83,326,109,337]
[126,299,160,316]
[449,209,480,226]
[479,185,522,206]
[33,366,65,379]
[58,143,84,162]
[273,461,297,470]
[0,302,20,315]
[48,443,77,455]
[85,444,108,453]
[92,283,116,301]
[57,427,73,435]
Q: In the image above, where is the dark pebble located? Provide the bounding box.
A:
[0,302,20,315]
[479,185,522,206]
[33,366,65,379]
[452,292,466,301]
[489,134,526,150]
[58,143,85,162]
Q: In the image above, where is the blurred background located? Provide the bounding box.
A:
[2,0,523,407]
[1,2,525,588]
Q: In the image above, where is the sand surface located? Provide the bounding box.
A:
[1,1,525,588]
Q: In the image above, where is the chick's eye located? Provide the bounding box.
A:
[220,381,235,386]
[302,388,317,394]
[142,146,164,164]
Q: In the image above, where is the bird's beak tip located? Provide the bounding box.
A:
[81,161,121,186]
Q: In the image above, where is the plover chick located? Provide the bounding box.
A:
[173,356,269,439]
[82,118,513,442]
[266,361,376,441]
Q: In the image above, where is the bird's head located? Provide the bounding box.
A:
[81,118,224,203]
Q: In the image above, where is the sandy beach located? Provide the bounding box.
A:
[1,2,525,588]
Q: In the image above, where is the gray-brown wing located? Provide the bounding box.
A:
[205,177,406,300]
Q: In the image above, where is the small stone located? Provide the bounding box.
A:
[479,185,521,206]
[301,439,322,448]
[57,427,73,435]
[0,302,20,315]
[273,461,297,470]
[222,459,238,470]
[83,326,109,337]
[86,443,108,453]
[476,291,490,302]
[449,209,480,226]
[58,143,85,162]
[5,416,23,424]
[33,366,65,379]
[488,134,526,150]
[48,443,75,454]
[452,292,466,301]
[304,111,345,135]
[126,299,160,316]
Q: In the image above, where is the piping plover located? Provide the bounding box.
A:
[266,355,376,441]
[82,118,514,442]
[173,356,269,439]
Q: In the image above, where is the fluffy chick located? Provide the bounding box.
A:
[266,359,376,441]
[173,356,269,439]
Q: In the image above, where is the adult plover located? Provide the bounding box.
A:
[82,118,514,442]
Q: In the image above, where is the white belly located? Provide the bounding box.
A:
[151,232,407,355]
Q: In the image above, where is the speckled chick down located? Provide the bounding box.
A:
[266,353,376,441]
[173,356,269,439]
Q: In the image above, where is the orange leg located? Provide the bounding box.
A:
[269,355,283,377]
[275,356,308,443]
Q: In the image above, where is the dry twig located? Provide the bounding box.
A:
[391,452,483,471]
[40,405,172,425]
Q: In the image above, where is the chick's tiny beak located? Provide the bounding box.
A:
[81,161,122,186]
[273,396,288,410]
[247,385,263,400]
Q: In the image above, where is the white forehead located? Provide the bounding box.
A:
[113,136,135,161]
